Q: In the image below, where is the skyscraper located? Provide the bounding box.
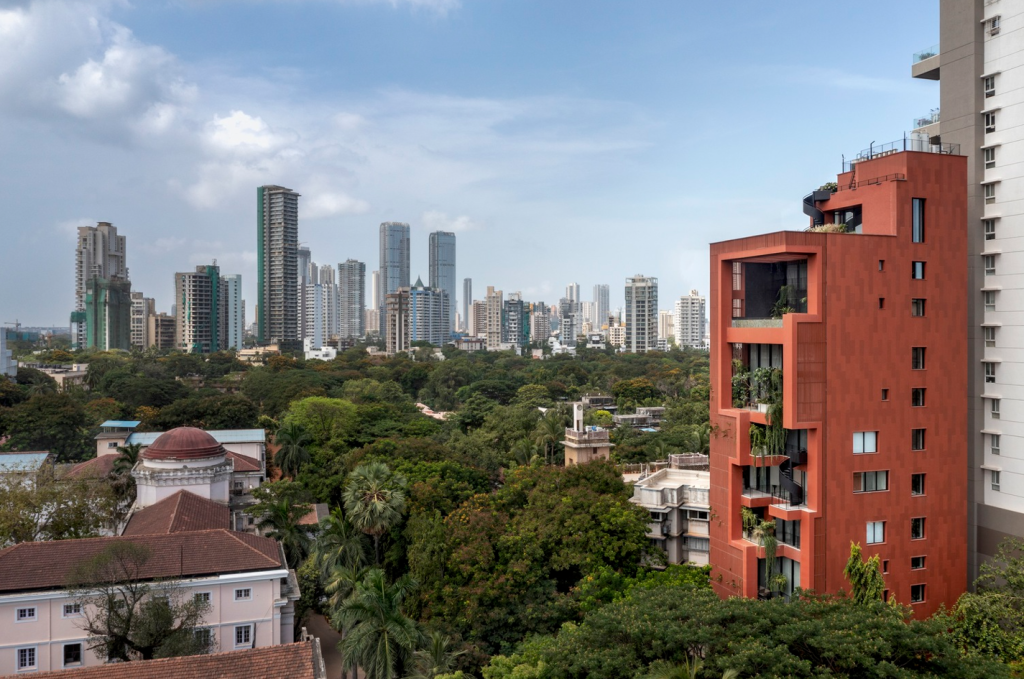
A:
[593,284,610,329]
[366,269,381,335]
[319,263,338,340]
[462,278,472,333]
[625,275,658,353]
[530,302,551,344]
[409,277,450,347]
[385,288,411,356]
[485,286,503,350]
[222,274,244,351]
[566,282,580,304]
[257,185,300,346]
[130,292,154,350]
[72,222,129,351]
[503,292,529,349]
[379,222,411,331]
[297,247,312,285]
[429,231,456,331]
[339,259,366,339]
[174,263,227,354]
[674,290,706,349]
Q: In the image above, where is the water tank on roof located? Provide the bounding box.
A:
[909,132,929,152]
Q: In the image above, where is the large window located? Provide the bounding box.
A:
[17,648,36,672]
[63,643,82,668]
[912,198,926,242]
[911,299,926,317]
[235,624,253,648]
[853,431,878,454]
[16,607,36,623]
[854,471,889,493]
[776,519,801,549]
[911,584,926,603]
[911,556,926,570]
[912,347,926,370]
[867,521,886,545]
[62,603,81,618]
[911,517,926,540]
[234,588,251,601]
[912,428,926,451]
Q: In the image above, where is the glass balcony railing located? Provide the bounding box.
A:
[914,109,940,129]
[913,44,939,63]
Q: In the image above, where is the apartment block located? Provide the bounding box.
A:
[385,288,411,356]
[529,302,551,343]
[503,292,530,349]
[71,222,128,351]
[675,289,707,349]
[174,264,227,354]
[429,232,456,331]
[709,148,967,616]
[912,0,1024,582]
[632,462,711,566]
[147,313,176,351]
[593,284,610,330]
[625,275,658,353]
[485,286,503,350]
[338,259,365,339]
[129,292,154,350]
[379,223,410,332]
[409,278,449,347]
[257,186,299,347]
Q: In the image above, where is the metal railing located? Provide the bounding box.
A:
[914,108,940,129]
[913,44,939,63]
[843,135,960,172]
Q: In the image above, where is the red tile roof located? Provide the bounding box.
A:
[66,455,117,479]
[16,641,325,679]
[297,503,329,526]
[0,529,284,594]
[123,491,230,536]
[226,450,262,473]
[142,427,226,461]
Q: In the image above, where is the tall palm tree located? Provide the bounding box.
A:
[311,508,369,579]
[533,413,565,465]
[256,498,312,568]
[343,462,407,565]
[27,381,57,396]
[510,439,540,467]
[335,569,421,679]
[405,631,466,679]
[326,563,371,679]
[113,443,143,475]
[274,422,311,478]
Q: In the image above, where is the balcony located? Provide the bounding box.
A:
[913,108,940,132]
[843,135,960,172]
[912,44,940,80]
[564,427,610,444]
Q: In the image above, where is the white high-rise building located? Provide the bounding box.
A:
[658,310,675,342]
[625,275,657,353]
[222,274,244,351]
[319,264,338,339]
[593,284,610,329]
[485,286,503,350]
[566,282,580,304]
[674,289,706,349]
[130,292,154,350]
[530,302,551,344]
[72,222,129,351]
[339,259,366,339]
[366,270,381,335]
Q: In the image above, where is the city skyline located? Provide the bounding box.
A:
[0,1,940,325]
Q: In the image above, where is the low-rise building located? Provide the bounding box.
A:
[636,406,666,426]
[0,530,299,675]
[454,336,486,352]
[631,462,711,566]
[562,403,614,465]
[0,452,55,487]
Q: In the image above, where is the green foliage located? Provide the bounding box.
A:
[344,462,408,565]
[335,569,422,679]
[251,481,315,568]
[843,542,886,605]
[0,393,92,461]
[284,396,359,445]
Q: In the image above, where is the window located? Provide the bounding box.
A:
[854,470,889,493]
[985,327,997,347]
[107,441,118,448]
[985,183,997,204]
[912,388,926,407]
[912,429,926,451]
[882,559,889,574]
[732,262,742,291]
[984,255,996,275]
[986,112,997,133]
[853,431,878,454]
[16,607,36,622]
[985,76,996,98]
[985,146,997,168]
[912,473,925,496]
[992,434,1001,455]
[62,603,81,618]
[17,648,36,672]
[234,588,251,601]
[195,592,211,604]
[867,521,885,544]
[990,15,1001,35]
[911,517,926,540]
[912,347,926,370]
[986,363,997,384]
[911,556,926,570]
[911,584,926,603]
[732,298,742,318]
[992,470,1001,491]
[879,297,885,309]
[985,219,996,240]
[912,261,925,279]
[63,643,82,667]
[234,624,253,647]
[912,298,926,317]
[882,389,889,401]
[912,198,925,242]
[985,291,997,311]
[194,628,213,648]
[992,399,1001,419]
[879,259,885,271]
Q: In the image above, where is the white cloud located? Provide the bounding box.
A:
[205,110,292,154]
[421,210,480,232]
[304,192,371,219]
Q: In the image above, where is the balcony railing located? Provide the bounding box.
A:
[565,427,610,443]
[633,485,709,507]
[913,44,939,63]
[843,135,960,172]
[731,318,783,329]
[914,108,940,129]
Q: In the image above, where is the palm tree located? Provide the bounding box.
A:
[113,443,143,475]
[406,631,466,679]
[27,381,57,396]
[690,423,711,454]
[274,422,311,478]
[325,563,371,679]
[649,657,739,679]
[311,508,369,579]
[343,462,407,565]
[256,498,312,568]
[651,439,678,460]
[510,439,540,467]
[335,569,421,679]
[533,412,565,465]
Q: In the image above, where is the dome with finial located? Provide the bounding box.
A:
[140,427,227,461]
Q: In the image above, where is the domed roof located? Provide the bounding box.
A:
[141,427,226,461]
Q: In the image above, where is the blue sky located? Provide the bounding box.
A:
[0,0,940,325]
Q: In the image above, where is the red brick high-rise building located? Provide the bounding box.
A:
[708,145,967,617]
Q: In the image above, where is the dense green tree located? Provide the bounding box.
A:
[843,542,886,605]
[407,631,467,679]
[344,462,408,565]
[275,422,312,478]
[0,392,92,461]
[284,396,359,444]
[149,394,259,431]
[312,508,370,578]
[251,482,314,568]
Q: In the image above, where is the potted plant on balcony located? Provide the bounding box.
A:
[771,286,796,319]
